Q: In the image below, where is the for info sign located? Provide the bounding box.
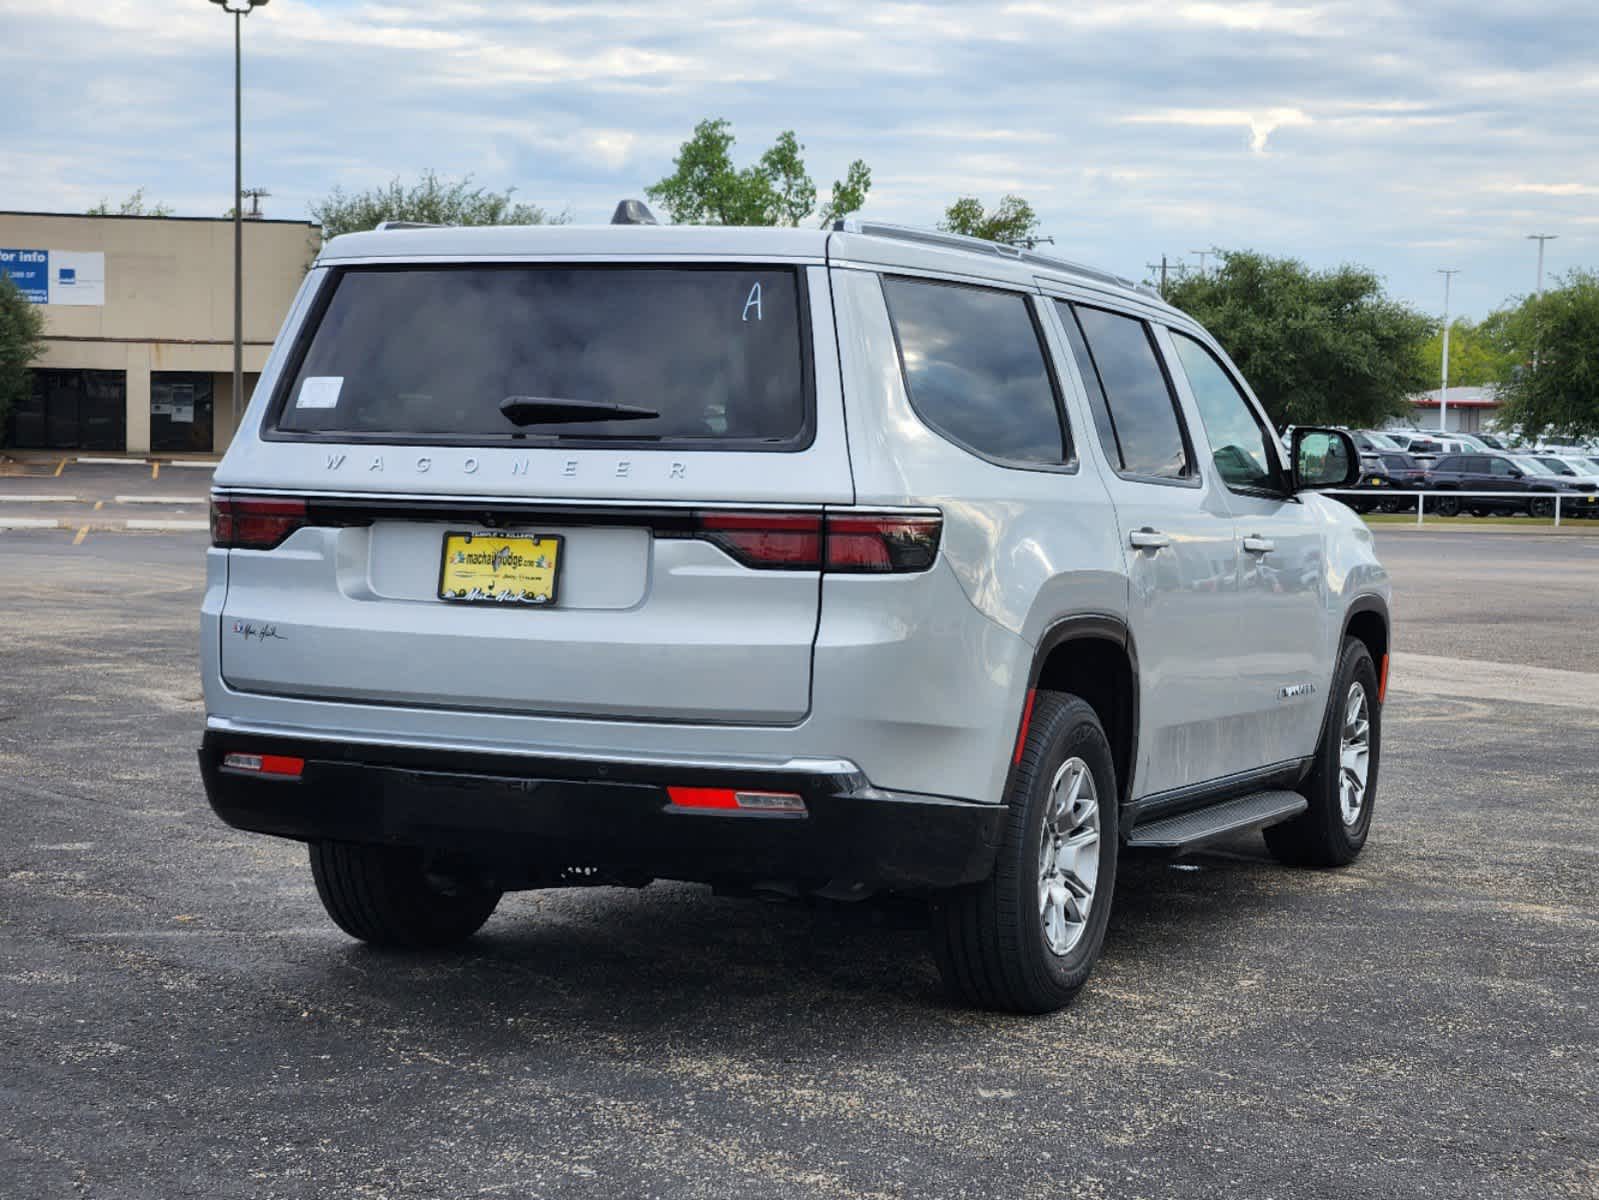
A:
[0,248,106,305]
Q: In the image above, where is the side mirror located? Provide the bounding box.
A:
[1509,468,1524,479]
[1290,428,1361,492]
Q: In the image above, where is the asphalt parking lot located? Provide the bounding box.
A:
[1,527,1595,1199]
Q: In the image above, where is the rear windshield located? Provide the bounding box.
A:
[272,265,810,447]
[1379,453,1414,470]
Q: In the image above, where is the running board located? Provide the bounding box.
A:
[1125,790,1308,851]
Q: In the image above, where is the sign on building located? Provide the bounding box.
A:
[0,248,106,306]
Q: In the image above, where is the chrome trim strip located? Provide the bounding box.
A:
[204,715,862,777]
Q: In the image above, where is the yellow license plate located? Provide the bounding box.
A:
[438,532,562,605]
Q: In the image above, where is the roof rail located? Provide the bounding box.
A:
[373,220,445,231]
[831,217,1158,300]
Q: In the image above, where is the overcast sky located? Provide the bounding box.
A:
[5,0,1596,319]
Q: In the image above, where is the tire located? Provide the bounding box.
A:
[1265,638,1380,867]
[930,692,1119,1013]
[1433,495,1461,517]
[1529,497,1555,518]
[309,841,502,948]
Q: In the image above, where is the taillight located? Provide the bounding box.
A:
[825,513,941,573]
[687,509,941,573]
[666,786,807,815]
[211,496,308,550]
[695,512,822,569]
[221,752,305,779]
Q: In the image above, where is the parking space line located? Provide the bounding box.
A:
[114,495,207,505]
[54,458,67,477]
[77,456,150,466]
[94,500,104,511]
[73,526,89,546]
[152,462,160,481]
[1,494,78,503]
[0,517,63,530]
[124,518,208,532]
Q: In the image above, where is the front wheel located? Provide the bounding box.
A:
[930,693,1119,1013]
[1529,497,1555,518]
[310,842,502,948]
[1434,495,1461,517]
[1265,638,1380,867]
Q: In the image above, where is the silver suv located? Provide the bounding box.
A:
[200,217,1389,1013]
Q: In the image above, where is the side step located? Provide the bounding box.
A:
[1126,790,1308,851]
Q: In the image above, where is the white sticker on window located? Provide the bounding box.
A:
[296,376,343,409]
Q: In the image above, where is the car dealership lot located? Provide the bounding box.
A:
[1,529,1594,1198]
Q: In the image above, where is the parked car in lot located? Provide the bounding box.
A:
[199,214,1390,1013]
[1386,432,1470,466]
[1532,454,1599,487]
[1425,452,1599,517]
[1344,451,1427,513]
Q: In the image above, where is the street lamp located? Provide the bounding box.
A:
[209,0,268,447]
[1527,234,1557,371]
[1437,269,1459,433]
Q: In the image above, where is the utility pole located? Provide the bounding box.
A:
[1437,269,1460,433]
[1190,249,1210,276]
[1528,233,1557,371]
[1145,256,1170,297]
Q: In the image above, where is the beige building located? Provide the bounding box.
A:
[1,211,319,455]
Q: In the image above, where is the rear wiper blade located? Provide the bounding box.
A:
[499,395,659,426]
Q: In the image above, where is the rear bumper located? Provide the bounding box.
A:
[198,732,1005,890]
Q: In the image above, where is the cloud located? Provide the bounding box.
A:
[3,0,1598,319]
[1120,107,1314,154]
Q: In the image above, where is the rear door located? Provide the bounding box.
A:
[1052,300,1245,797]
[218,260,849,725]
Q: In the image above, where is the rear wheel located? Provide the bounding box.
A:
[310,842,501,948]
[1265,638,1380,867]
[930,693,1118,1013]
[1434,495,1461,517]
[1529,497,1555,518]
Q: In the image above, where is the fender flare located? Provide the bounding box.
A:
[1015,613,1141,805]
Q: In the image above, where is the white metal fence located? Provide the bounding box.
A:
[1325,488,1597,527]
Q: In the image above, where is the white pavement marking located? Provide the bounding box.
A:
[166,461,218,469]
[0,517,64,530]
[114,495,207,505]
[123,519,208,532]
[1389,651,1599,710]
[76,456,150,466]
[0,494,79,503]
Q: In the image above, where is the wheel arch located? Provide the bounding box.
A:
[1342,594,1390,681]
[1024,614,1139,806]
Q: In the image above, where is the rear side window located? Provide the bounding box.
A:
[1434,456,1464,472]
[882,277,1067,465]
[1062,304,1192,480]
[273,265,810,447]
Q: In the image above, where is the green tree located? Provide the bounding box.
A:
[646,118,872,227]
[1416,315,1529,389]
[1497,270,1599,439]
[309,170,570,239]
[86,188,173,217]
[939,194,1040,245]
[0,274,47,446]
[1163,250,1434,430]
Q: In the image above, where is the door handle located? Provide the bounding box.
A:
[1242,535,1275,554]
[1129,528,1172,550]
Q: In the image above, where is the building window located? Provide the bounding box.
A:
[10,370,126,451]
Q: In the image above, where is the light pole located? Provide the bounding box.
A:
[1527,233,1556,371]
[1437,269,1459,433]
[210,0,269,446]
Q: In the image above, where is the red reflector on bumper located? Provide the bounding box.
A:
[222,752,305,778]
[667,786,806,815]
